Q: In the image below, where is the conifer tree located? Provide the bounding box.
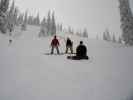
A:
[39,17,47,37]
[83,28,88,38]
[112,34,116,43]
[51,12,56,35]
[17,13,24,25]
[7,1,18,32]
[119,0,133,45]
[21,11,27,31]
[46,10,51,35]
[103,29,111,41]
[34,12,40,25]
[0,0,10,33]
[118,36,122,44]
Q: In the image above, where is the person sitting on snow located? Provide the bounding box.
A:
[67,41,88,60]
[76,41,88,59]
[65,37,73,54]
[51,35,60,54]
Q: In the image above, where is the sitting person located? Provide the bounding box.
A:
[67,41,89,60]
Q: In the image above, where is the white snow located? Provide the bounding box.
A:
[0,25,133,100]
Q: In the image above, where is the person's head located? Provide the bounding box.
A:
[54,35,56,39]
[80,41,83,45]
[67,37,70,40]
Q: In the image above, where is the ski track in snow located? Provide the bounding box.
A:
[0,25,133,100]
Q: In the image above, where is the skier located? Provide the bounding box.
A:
[50,35,60,54]
[67,41,89,60]
[65,37,73,54]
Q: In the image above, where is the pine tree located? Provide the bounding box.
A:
[39,17,47,37]
[14,7,18,25]
[118,36,122,43]
[0,0,9,13]
[103,29,111,41]
[27,15,33,25]
[21,11,27,31]
[60,24,63,32]
[0,0,10,33]
[119,0,133,45]
[112,34,116,43]
[34,12,40,25]
[17,13,24,25]
[41,17,46,26]
[46,10,51,35]
[56,23,63,33]
[103,32,107,41]
[83,28,88,38]
[69,26,72,33]
[7,1,18,32]
[51,11,56,35]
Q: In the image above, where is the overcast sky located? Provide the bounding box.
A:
[13,0,133,38]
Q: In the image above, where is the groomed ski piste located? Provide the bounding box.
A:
[0,25,133,100]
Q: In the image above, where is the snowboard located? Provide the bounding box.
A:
[44,52,76,55]
[67,56,89,60]
[44,52,65,55]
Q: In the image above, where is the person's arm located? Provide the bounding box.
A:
[51,40,53,46]
[57,40,60,46]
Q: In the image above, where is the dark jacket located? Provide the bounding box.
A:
[66,39,73,47]
[76,44,87,57]
[51,38,59,46]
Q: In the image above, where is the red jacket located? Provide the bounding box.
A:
[51,38,59,46]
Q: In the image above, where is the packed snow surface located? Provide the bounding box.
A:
[0,26,133,100]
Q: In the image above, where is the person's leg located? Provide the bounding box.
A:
[51,46,54,54]
[70,46,73,54]
[56,46,60,54]
[65,46,68,53]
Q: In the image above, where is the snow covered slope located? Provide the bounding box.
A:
[0,25,133,100]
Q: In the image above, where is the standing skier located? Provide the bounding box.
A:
[65,37,73,54]
[50,35,60,54]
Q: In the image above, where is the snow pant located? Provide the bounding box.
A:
[51,46,60,54]
[65,46,73,54]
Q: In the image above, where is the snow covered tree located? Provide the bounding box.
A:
[0,0,9,13]
[27,15,34,25]
[103,32,107,41]
[68,26,73,34]
[13,7,19,25]
[34,12,40,26]
[103,29,111,41]
[17,13,24,25]
[39,27,47,37]
[56,23,63,33]
[0,0,10,33]
[46,10,51,35]
[60,24,63,32]
[39,17,47,37]
[7,1,19,32]
[112,34,116,43]
[118,36,122,44]
[51,12,56,35]
[83,28,88,38]
[59,24,63,32]
[119,0,133,45]
[21,11,27,31]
